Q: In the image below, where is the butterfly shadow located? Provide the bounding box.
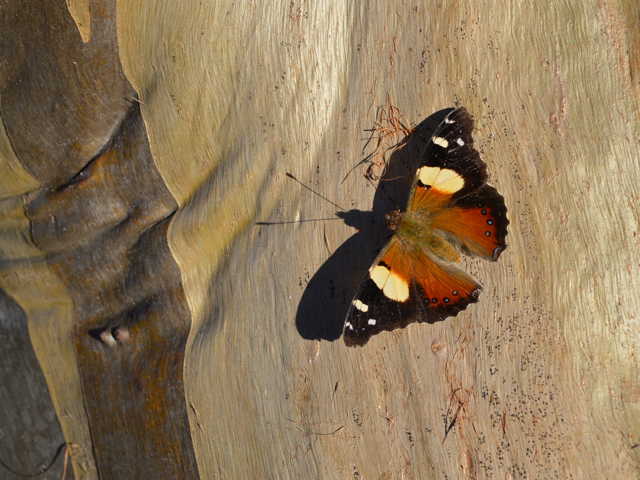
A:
[295,107,455,342]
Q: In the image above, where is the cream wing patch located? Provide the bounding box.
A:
[417,166,464,194]
[352,299,369,312]
[369,265,410,302]
[432,136,449,148]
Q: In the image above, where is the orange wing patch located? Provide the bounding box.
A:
[411,250,480,308]
[431,206,504,260]
[408,183,452,212]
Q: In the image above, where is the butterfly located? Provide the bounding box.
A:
[343,107,508,346]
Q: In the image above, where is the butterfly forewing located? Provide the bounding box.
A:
[343,239,418,346]
[408,107,487,202]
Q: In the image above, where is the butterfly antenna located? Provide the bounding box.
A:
[286,172,345,210]
[255,217,342,225]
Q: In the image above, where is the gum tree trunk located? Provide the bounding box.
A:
[1,1,638,478]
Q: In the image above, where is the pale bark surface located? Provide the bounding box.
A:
[0,0,638,478]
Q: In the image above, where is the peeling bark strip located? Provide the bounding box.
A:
[1,1,198,477]
[26,103,199,478]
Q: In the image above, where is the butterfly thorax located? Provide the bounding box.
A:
[390,209,461,263]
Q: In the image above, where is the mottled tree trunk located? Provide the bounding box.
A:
[1,1,638,478]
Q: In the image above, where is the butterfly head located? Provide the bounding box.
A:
[385,209,403,231]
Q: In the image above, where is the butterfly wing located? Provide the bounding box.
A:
[343,107,508,346]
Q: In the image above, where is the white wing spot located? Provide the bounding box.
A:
[345,321,354,331]
[370,265,410,302]
[432,136,449,148]
[352,299,369,312]
[445,117,455,124]
[368,318,377,326]
[456,137,465,146]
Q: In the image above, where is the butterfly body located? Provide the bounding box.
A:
[389,209,460,264]
[344,107,509,346]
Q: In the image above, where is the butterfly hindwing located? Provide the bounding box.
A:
[431,184,508,260]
